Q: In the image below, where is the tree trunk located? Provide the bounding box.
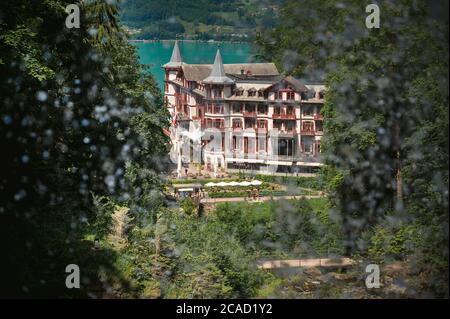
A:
[396,150,403,203]
[395,122,403,209]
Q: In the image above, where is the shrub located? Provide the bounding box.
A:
[180,197,196,216]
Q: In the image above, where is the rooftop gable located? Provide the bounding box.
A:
[181,63,279,82]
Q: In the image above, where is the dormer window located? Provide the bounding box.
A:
[319,91,325,99]
[234,87,244,96]
[258,90,264,98]
[248,87,256,97]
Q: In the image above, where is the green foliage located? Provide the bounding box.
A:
[367,223,422,263]
[92,195,116,239]
[180,197,196,216]
[214,198,343,257]
[258,0,448,297]
[0,0,168,297]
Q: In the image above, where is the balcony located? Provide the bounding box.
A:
[273,113,296,120]
[172,78,184,87]
[279,130,296,137]
[203,126,225,132]
[205,108,224,115]
[301,129,315,136]
[243,111,257,117]
[177,112,190,121]
[314,114,323,120]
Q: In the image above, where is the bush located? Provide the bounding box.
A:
[367,223,422,263]
[180,197,196,216]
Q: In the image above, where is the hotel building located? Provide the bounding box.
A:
[163,41,325,175]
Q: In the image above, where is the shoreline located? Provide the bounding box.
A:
[127,39,252,45]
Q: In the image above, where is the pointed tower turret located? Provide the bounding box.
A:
[163,40,183,68]
[202,49,234,84]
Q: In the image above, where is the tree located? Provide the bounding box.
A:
[0,0,168,297]
[257,0,448,296]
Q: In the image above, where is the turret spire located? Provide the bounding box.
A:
[164,40,183,68]
[202,49,234,84]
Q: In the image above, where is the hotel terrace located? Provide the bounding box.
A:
[163,41,325,175]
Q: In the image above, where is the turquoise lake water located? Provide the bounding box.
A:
[133,41,255,90]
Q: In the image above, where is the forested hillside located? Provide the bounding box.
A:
[119,0,282,41]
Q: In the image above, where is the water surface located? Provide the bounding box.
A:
[133,41,255,89]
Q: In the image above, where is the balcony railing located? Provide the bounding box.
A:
[273,113,296,119]
[301,129,315,135]
[256,127,267,133]
[177,112,190,121]
[203,126,225,132]
[313,114,323,120]
[273,127,296,133]
[205,108,224,115]
[243,111,256,117]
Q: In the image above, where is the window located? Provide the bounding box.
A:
[287,92,295,100]
[232,119,242,128]
[302,121,314,131]
[245,119,256,129]
[316,121,323,132]
[257,120,267,129]
[258,91,264,97]
[258,105,267,114]
[286,122,295,132]
[232,136,239,150]
[213,120,224,129]
[277,91,283,100]
[303,143,312,153]
[213,104,222,114]
[273,121,282,130]
[248,90,255,97]
[286,106,294,115]
[258,137,266,151]
[245,105,255,113]
[303,106,313,116]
